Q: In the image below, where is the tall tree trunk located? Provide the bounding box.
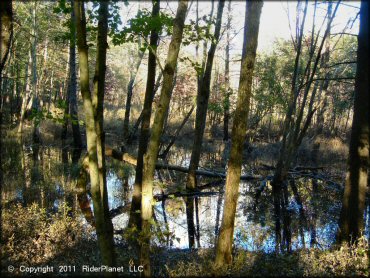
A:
[223,0,231,141]
[69,0,82,148]
[93,0,115,266]
[338,0,369,244]
[0,0,12,196]
[140,1,188,276]
[128,0,160,253]
[123,30,145,143]
[18,50,32,134]
[74,0,115,266]
[31,3,41,144]
[186,0,225,249]
[215,0,263,267]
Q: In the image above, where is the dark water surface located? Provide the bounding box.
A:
[2,137,369,252]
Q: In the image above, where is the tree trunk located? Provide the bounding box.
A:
[18,50,32,134]
[128,0,160,253]
[140,1,188,276]
[215,0,263,267]
[223,0,231,141]
[186,0,225,249]
[123,41,145,143]
[74,0,115,267]
[69,0,82,148]
[338,0,369,244]
[0,0,12,194]
[31,3,40,144]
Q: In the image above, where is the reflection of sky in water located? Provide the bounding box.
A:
[101,168,370,251]
[21,144,367,251]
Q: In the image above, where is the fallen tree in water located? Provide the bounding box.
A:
[75,146,342,223]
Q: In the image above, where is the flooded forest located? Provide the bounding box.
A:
[0,0,369,277]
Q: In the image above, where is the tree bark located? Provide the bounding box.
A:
[140,1,188,276]
[68,0,82,148]
[0,0,12,196]
[186,0,225,249]
[223,0,231,141]
[74,0,115,267]
[215,0,263,267]
[338,0,369,244]
[128,0,160,253]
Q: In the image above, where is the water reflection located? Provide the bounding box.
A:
[2,137,369,253]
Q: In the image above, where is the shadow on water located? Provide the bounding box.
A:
[2,137,370,253]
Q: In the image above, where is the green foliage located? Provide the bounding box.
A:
[182,18,215,46]
[179,56,203,75]
[208,101,223,115]
[111,9,173,46]
[29,99,83,127]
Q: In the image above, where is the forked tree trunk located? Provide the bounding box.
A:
[74,0,115,267]
[338,0,369,244]
[140,1,188,276]
[215,0,263,267]
[128,0,160,252]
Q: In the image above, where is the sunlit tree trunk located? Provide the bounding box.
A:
[17,50,32,134]
[338,0,369,244]
[186,0,225,249]
[223,0,231,141]
[128,0,160,253]
[215,0,263,267]
[140,1,188,276]
[74,0,115,266]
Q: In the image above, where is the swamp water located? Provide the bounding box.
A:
[2,137,369,253]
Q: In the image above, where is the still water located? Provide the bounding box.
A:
[2,137,369,252]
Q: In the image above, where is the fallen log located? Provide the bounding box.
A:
[154,190,220,201]
[105,145,262,180]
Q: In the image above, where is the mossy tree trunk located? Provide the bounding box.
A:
[74,0,115,267]
[338,0,369,244]
[215,0,263,267]
[140,1,188,276]
[128,0,160,253]
[186,0,225,249]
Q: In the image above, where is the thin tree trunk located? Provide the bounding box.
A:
[18,50,32,134]
[140,1,188,276]
[223,0,231,141]
[338,0,369,244]
[74,0,115,267]
[186,0,225,249]
[69,0,82,148]
[123,41,145,142]
[128,0,160,254]
[159,104,194,159]
[31,3,40,144]
[215,1,263,267]
[127,72,163,144]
